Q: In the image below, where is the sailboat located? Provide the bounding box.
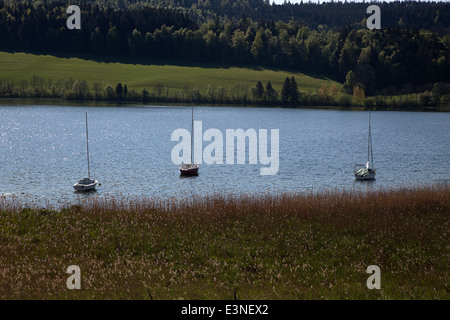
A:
[73,112,99,191]
[354,110,376,180]
[179,105,199,176]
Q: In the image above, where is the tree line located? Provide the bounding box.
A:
[1,75,448,110]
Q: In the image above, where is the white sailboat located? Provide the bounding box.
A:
[73,112,98,191]
[354,111,376,180]
[179,105,199,175]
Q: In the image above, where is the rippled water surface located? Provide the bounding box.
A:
[0,104,449,206]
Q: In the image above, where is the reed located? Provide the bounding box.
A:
[0,185,448,299]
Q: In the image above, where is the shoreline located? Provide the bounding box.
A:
[2,181,448,210]
[1,97,449,112]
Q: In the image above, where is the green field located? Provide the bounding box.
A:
[0,51,340,94]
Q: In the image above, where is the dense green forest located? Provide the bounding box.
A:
[6,0,448,32]
[123,0,450,33]
[0,0,449,103]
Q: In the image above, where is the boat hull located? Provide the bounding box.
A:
[179,164,199,176]
[73,179,98,192]
[354,172,376,180]
[354,169,376,180]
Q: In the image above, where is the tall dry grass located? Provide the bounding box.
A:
[0,186,448,299]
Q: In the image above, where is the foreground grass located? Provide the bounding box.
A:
[0,186,448,300]
[0,51,338,94]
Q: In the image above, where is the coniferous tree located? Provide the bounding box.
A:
[142,88,149,102]
[290,77,299,104]
[116,83,123,96]
[281,77,291,104]
[255,81,264,100]
[266,81,278,102]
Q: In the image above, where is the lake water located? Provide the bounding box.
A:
[0,104,449,207]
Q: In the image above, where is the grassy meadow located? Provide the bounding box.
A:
[0,51,339,94]
[0,186,448,300]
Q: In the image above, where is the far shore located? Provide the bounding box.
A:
[1,97,449,112]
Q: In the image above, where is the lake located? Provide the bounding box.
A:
[0,104,449,207]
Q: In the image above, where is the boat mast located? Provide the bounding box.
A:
[367,110,373,169]
[370,112,374,169]
[85,112,91,179]
[191,105,194,165]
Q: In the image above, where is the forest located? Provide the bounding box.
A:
[126,0,450,33]
[0,0,449,104]
[6,0,447,33]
